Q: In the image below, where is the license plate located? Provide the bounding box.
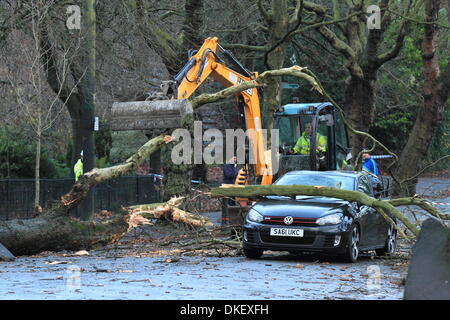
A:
[270,228,304,237]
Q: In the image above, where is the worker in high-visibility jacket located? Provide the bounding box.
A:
[74,151,83,181]
[291,122,327,155]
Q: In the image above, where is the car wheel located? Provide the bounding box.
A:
[243,248,263,259]
[340,224,360,263]
[375,224,397,256]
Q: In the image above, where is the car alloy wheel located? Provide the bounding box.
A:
[341,224,360,263]
[376,224,397,256]
[350,225,360,261]
[386,225,396,254]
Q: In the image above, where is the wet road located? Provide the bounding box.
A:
[0,252,405,300]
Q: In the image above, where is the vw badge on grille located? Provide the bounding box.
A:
[284,216,293,225]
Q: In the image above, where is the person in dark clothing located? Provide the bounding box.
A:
[223,156,239,184]
[223,156,239,207]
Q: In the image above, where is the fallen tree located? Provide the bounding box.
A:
[0,194,213,256]
[0,212,129,256]
[0,66,320,256]
[59,66,320,213]
[210,184,449,239]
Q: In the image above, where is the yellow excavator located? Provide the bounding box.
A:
[111,37,273,187]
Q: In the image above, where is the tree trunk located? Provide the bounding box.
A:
[34,129,42,210]
[161,0,204,200]
[181,0,204,54]
[263,0,289,131]
[393,0,449,196]
[70,116,83,169]
[39,23,84,176]
[344,72,378,157]
[0,214,129,256]
[79,0,97,219]
[161,115,195,201]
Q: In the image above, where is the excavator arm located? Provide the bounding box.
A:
[174,38,271,184]
[111,37,272,185]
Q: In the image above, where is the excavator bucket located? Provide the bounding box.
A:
[110,99,193,131]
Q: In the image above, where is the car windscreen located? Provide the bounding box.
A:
[274,174,355,190]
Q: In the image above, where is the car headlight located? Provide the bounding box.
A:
[246,209,263,223]
[316,213,343,226]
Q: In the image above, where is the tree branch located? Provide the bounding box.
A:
[210,184,422,237]
[373,0,419,67]
[190,66,321,109]
[257,0,272,23]
[291,10,366,37]
[221,43,268,52]
[388,198,450,221]
[59,135,167,212]
[317,26,362,77]
[289,0,304,25]
[400,155,450,185]
[302,68,399,163]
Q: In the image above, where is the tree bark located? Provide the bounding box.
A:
[34,129,41,210]
[0,214,129,256]
[261,0,290,131]
[344,71,378,154]
[78,0,97,220]
[393,0,449,196]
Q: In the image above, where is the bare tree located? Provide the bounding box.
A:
[298,0,421,156]
[218,0,420,153]
[2,0,82,210]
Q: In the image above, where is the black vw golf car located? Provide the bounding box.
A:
[242,171,396,262]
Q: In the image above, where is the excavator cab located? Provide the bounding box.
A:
[274,102,352,176]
